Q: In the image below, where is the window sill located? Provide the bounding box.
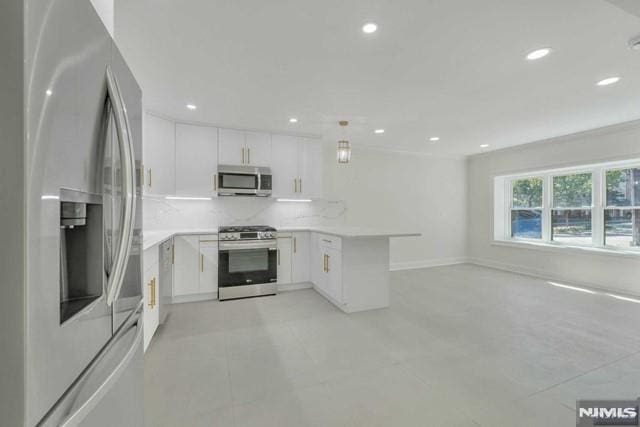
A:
[492,239,640,259]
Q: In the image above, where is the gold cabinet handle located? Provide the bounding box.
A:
[153,278,157,307]
[147,280,153,307]
[299,177,302,194]
[293,178,297,193]
[200,253,204,272]
[242,147,245,164]
[148,168,152,188]
[293,237,297,254]
[326,255,330,272]
[248,148,251,164]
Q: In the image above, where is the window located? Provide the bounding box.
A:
[551,173,592,245]
[511,177,542,239]
[605,168,640,248]
[495,160,640,254]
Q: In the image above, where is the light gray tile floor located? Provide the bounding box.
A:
[144,264,640,426]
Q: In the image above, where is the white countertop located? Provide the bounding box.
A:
[277,226,421,239]
[143,226,420,251]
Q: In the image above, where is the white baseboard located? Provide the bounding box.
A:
[389,257,468,271]
[466,257,634,295]
[277,282,313,292]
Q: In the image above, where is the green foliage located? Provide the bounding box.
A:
[512,178,542,208]
[553,173,592,208]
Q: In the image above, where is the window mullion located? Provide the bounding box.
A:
[592,167,604,247]
[542,174,552,242]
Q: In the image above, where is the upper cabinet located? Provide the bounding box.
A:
[271,136,323,199]
[298,138,323,199]
[175,124,219,197]
[218,128,271,167]
[271,134,299,198]
[143,113,175,195]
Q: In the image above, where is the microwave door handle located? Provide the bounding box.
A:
[105,66,137,307]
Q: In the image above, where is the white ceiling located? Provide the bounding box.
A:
[114,0,640,156]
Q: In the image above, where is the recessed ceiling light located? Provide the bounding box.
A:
[429,137,440,142]
[526,48,552,60]
[480,144,489,148]
[186,104,197,110]
[596,76,620,86]
[374,129,385,134]
[45,89,53,96]
[289,117,298,123]
[362,23,378,34]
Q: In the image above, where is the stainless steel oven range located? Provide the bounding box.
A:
[218,226,278,300]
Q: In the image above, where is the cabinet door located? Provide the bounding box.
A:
[310,234,326,291]
[291,232,309,283]
[326,247,342,303]
[143,113,175,195]
[173,235,200,296]
[218,128,246,165]
[298,138,323,199]
[175,124,218,197]
[270,134,299,198]
[143,264,159,351]
[245,131,271,167]
[277,237,293,285]
[199,242,218,296]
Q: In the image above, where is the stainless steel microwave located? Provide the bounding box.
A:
[217,165,272,197]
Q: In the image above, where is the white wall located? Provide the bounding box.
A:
[468,120,640,295]
[90,0,114,36]
[324,146,468,269]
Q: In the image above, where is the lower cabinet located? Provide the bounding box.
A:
[311,233,343,305]
[277,235,293,285]
[173,234,218,301]
[199,240,218,294]
[291,232,309,283]
[143,246,160,352]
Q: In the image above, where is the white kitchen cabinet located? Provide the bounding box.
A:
[298,138,323,199]
[199,241,219,295]
[143,113,175,195]
[218,128,246,166]
[218,128,271,167]
[325,246,342,303]
[277,236,293,285]
[173,235,200,296]
[271,135,299,198]
[175,124,218,197]
[311,233,343,305]
[291,232,310,283]
[143,247,159,352]
[245,131,271,167]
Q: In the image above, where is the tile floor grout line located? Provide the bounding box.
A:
[523,347,640,400]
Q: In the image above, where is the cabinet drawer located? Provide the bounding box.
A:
[199,234,218,242]
[318,233,341,251]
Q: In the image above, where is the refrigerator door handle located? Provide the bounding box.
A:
[105,66,137,307]
[37,302,143,427]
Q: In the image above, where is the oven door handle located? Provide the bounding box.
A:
[219,240,277,251]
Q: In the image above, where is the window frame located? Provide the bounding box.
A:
[508,176,544,242]
[495,159,640,255]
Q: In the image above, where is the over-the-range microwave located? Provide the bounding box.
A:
[217,165,272,197]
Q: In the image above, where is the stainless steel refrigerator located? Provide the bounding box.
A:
[0,1,144,425]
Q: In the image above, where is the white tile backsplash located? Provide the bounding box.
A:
[143,196,347,231]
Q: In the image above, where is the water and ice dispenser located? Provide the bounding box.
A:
[59,189,104,324]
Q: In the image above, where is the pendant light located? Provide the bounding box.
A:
[336,120,351,164]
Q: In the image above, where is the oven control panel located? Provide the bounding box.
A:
[219,231,277,241]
